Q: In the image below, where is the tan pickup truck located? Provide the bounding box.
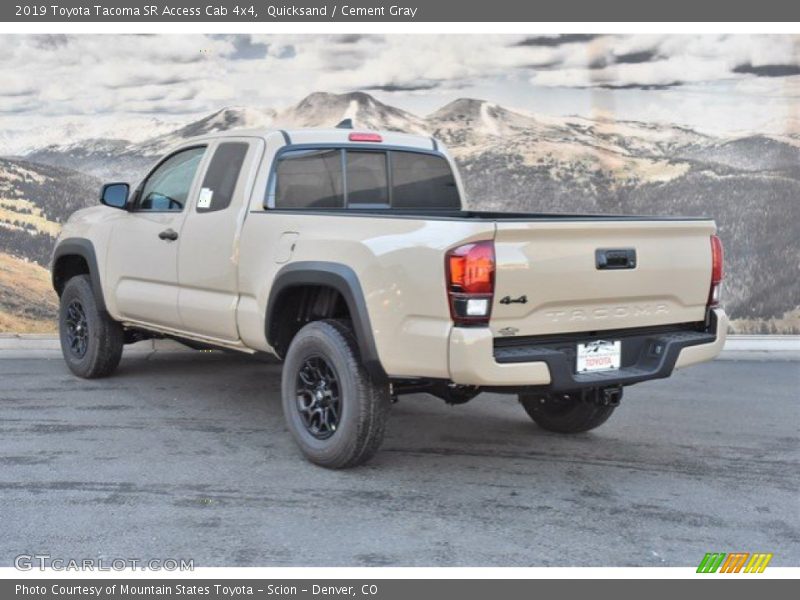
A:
[51,125,727,468]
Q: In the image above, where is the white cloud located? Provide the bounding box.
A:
[1,34,800,138]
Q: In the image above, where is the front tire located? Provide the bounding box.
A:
[58,275,124,379]
[519,391,616,433]
[281,320,391,469]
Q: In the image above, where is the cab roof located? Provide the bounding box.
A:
[179,127,441,152]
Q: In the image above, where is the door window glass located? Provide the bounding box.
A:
[138,146,206,212]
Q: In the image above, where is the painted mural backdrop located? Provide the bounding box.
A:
[1,35,798,332]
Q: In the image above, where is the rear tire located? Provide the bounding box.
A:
[58,275,124,379]
[519,391,616,433]
[281,319,391,469]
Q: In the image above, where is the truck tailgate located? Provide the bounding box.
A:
[491,219,716,337]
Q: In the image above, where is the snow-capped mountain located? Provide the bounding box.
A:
[0,116,178,157]
[25,107,276,181]
[428,97,713,170]
[15,91,786,177]
[138,106,277,155]
[276,92,428,134]
[429,98,547,138]
[21,92,715,185]
[25,94,427,180]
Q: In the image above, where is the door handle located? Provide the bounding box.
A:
[158,228,179,241]
[596,248,636,270]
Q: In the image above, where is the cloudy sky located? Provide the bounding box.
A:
[2,34,800,152]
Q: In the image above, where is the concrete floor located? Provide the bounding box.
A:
[0,354,797,567]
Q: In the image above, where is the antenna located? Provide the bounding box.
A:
[336,118,354,129]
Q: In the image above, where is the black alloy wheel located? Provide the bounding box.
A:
[58,274,124,379]
[280,319,391,468]
[295,355,342,440]
[64,299,89,358]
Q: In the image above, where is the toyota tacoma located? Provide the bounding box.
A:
[51,125,727,468]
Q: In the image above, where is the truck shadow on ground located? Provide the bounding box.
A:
[81,351,646,468]
[87,352,794,488]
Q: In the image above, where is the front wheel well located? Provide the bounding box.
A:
[52,254,90,296]
[267,285,351,358]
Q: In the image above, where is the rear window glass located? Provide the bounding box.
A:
[270,147,460,210]
[197,142,249,213]
[275,149,344,209]
[391,152,460,209]
[346,151,389,207]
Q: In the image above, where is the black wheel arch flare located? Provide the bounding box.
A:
[51,237,108,313]
[266,261,387,381]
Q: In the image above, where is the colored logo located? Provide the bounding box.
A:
[697,552,773,573]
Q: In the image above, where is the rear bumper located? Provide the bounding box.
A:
[448,308,728,389]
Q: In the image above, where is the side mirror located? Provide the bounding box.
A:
[100,182,129,209]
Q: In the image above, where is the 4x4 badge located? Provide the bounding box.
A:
[499,295,528,305]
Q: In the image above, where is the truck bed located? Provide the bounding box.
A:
[265,207,711,222]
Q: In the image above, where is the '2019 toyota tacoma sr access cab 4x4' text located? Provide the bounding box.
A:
[51,125,727,468]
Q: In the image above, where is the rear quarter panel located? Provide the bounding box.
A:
[237,212,494,378]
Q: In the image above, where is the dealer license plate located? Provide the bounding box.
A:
[576,340,621,373]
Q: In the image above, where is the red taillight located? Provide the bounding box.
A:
[708,234,724,306]
[446,241,495,326]
[348,132,382,143]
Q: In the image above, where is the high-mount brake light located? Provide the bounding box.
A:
[708,234,724,307]
[348,132,383,142]
[446,240,495,326]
